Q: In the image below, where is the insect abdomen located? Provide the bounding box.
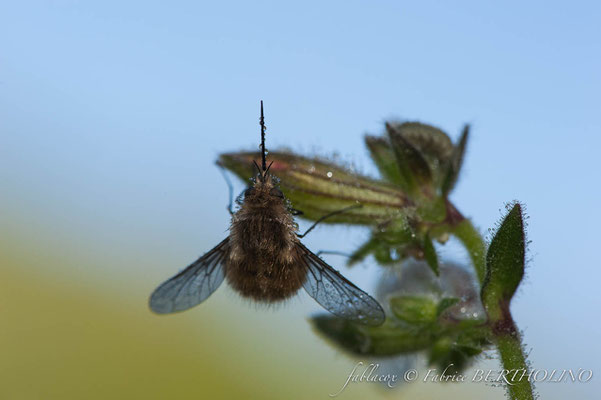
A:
[226,257,306,302]
[227,212,306,302]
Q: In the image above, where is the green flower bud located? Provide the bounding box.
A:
[311,262,490,360]
[367,122,469,199]
[310,316,434,356]
[389,295,438,325]
[218,151,414,225]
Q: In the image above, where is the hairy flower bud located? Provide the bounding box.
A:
[219,151,414,225]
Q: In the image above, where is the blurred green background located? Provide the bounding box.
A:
[1,1,599,399]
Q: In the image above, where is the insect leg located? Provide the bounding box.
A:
[297,204,362,238]
[217,165,235,216]
[315,250,352,258]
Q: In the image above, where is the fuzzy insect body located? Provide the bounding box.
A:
[148,102,385,326]
[227,175,305,302]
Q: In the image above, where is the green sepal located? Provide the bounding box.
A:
[442,124,469,196]
[386,123,433,195]
[389,122,454,166]
[365,135,404,186]
[436,297,460,317]
[423,234,440,276]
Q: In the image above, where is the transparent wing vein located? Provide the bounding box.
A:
[149,238,229,314]
[300,243,385,326]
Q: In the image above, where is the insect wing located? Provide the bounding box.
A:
[300,243,385,326]
[149,238,229,314]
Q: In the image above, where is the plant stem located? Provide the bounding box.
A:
[487,302,535,400]
[450,218,486,285]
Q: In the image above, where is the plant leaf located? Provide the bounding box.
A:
[481,203,526,314]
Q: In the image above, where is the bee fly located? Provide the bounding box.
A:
[149,102,385,326]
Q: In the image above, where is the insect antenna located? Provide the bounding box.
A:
[260,100,267,172]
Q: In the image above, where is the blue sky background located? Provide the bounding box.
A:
[1,1,600,399]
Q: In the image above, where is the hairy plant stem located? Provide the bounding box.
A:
[450,218,486,285]
[489,305,535,400]
[448,207,535,400]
